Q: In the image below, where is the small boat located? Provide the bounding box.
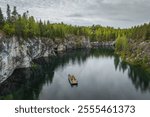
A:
[68,74,78,85]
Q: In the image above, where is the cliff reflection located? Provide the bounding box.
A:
[0,48,150,100]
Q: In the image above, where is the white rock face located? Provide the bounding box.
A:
[0,37,55,83]
[0,36,91,83]
[57,44,66,52]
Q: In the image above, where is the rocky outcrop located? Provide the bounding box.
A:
[0,35,91,83]
[0,37,54,83]
[91,41,115,48]
[126,40,150,66]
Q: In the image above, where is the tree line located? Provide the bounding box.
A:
[0,5,149,44]
[0,5,124,40]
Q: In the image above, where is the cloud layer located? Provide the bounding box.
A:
[0,0,150,28]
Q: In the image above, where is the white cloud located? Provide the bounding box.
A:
[0,0,150,28]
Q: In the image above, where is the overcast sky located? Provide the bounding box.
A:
[0,0,150,28]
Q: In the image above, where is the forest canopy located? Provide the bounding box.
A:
[0,5,150,42]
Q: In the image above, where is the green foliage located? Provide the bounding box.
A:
[115,34,129,59]
[143,55,149,64]
[131,23,150,41]
[0,5,125,41]
[3,23,15,36]
[116,34,128,52]
[0,5,150,43]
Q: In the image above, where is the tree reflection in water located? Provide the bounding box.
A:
[114,55,150,92]
[0,48,150,99]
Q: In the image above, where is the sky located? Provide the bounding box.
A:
[0,0,150,28]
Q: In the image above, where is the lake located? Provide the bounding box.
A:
[0,48,150,100]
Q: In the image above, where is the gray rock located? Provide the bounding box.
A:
[0,35,91,83]
[57,44,66,52]
[0,37,55,83]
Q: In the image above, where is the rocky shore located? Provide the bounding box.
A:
[0,35,92,83]
[1,33,114,83]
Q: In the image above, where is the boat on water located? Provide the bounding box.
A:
[68,74,78,85]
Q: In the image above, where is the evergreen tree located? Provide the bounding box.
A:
[0,4,150,43]
[15,16,23,38]
[12,6,18,22]
[0,7,4,28]
[6,4,11,22]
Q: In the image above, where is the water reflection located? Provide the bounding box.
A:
[113,55,150,92]
[0,48,150,100]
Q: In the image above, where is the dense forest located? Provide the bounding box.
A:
[0,5,126,41]
[0,5,150,68]
[0,5,150,42]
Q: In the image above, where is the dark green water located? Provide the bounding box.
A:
[0,48,150,100]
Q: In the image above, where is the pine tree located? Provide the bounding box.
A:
[12,6,18,22]
[6,4,11,22]
[15,16,23,38]
[0,7,4,28]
